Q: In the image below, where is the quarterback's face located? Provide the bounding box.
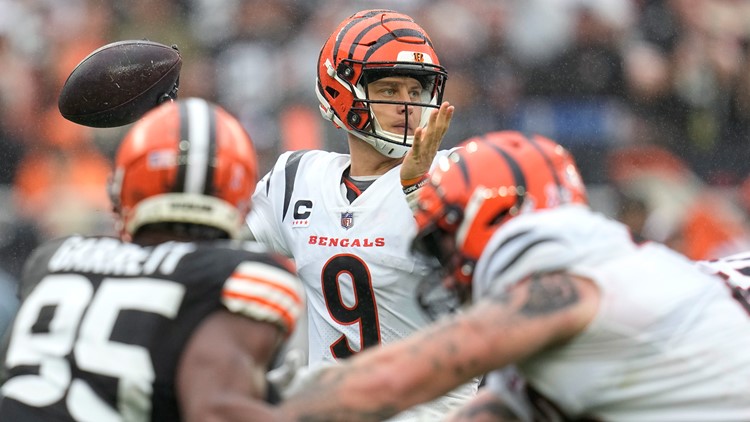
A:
[367,76,423,136]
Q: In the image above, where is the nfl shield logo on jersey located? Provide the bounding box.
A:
[341,212,354,230]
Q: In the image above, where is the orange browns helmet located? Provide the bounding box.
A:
[413,131,587,293]
[109,98,257,240]
[316,9,447,158]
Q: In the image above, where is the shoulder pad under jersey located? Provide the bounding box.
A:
[473,206,633,297]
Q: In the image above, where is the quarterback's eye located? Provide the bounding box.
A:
[379,87,396,97]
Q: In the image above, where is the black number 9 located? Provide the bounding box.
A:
[321,254,381,359]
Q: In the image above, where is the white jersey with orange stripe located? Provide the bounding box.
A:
[474,205,750,421]
[2,235,304,420]
[247,149,479,421]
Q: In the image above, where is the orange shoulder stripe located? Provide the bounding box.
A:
[229,272,302,304]
[222,290,297,332]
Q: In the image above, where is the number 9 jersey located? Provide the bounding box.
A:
[0,235,304,422]
[248,151,443,362]
[247,150,478,420]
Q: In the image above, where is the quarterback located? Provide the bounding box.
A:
[247,9,478,420]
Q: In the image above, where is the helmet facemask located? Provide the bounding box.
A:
[413,222,474,321]
[356,64,445,157]
[411,132,588,315]
[315,9,448,158]
[319,59,446,158]
[412,181,474,318]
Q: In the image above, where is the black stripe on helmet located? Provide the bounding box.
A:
[333,10,396,64]
[203,103,217,195]
[173,99,218,195]
[483,139,528,212]
[173,101,189,192]
[524,133,563,198]
[362,28,430,62]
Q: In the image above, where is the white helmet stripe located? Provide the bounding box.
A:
[183,98,211,194]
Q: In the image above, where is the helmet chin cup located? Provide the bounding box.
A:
[367,115,414,158]
[348,128,411,158]
[347,96,440,158]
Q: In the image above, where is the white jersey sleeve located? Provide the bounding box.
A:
[246,151,311,257]
[472,204,635,298]
[475,205,750,420]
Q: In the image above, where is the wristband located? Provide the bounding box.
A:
[401,174,429,195]
[401,174,428,187]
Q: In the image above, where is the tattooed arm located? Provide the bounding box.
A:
[276,271,598,422]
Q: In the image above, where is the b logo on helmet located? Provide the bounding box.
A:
[396,51,433,64]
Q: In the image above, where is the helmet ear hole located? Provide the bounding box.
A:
[488,208,512,226]
[325,86,339,98]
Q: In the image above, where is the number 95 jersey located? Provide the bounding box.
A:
[0,235,303,422]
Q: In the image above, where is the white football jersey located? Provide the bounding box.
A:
[247,150,477,420]
[475,205,750,421]
[698,251,750,290]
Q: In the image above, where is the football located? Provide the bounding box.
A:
[58,40,182,128]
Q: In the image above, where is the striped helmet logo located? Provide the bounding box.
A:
[333,11,429,63]
[173,98,217,195]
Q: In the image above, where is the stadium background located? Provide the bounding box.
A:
[1,0,750,281]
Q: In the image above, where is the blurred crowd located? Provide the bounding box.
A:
[2,0,750,281]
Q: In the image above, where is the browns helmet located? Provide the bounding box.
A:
[316,9,447,158]
[413,131,587,303]
[109,98,257,240]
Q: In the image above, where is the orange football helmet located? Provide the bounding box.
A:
[109,98,257,240]
[413,131,587,301]
[316,9,447,158]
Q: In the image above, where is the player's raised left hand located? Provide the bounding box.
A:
[401,101,454,182]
